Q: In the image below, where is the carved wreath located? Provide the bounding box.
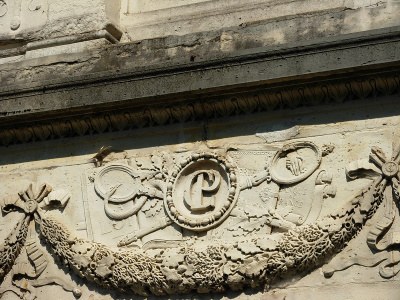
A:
[0,144,399,297]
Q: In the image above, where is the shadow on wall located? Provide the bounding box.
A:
[0,95,398,167]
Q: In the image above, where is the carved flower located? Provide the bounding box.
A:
[160,267,183,284]
[95,264,112,278]
[162,251,185,268]
[223,261,239,276]
[242,258,270,278]
[256,236,280,251]
[285,256,295,267]
[225,247,245,261]
[237,241,262,255]
[94,254,115,278]
[352,208,364,224]
[319,218,343,233]
[71,242,92,255]
[73,254,91,269]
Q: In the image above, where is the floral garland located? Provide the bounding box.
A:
[0,145,397,296]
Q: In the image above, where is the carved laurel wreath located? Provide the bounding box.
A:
[0,145,399,297]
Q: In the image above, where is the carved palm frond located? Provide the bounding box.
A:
[0,216,30,283]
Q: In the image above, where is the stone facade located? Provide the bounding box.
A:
[0,1,400,299]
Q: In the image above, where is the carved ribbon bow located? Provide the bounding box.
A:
[366,144,400,277]
[0,183,70,286]
[2,183,52,216]
[369,145,400,199]
[325,144,400,279]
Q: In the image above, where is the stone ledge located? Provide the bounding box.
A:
[0,26,400,123]
[0,68,398,147]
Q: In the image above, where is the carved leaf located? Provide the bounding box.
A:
[257,90,279,111]
[235,94,258,114]
[244,206,268,218]
[352,208,364,225]
[91,115,110,134]
[170,104,192,123]
[213,97,236,117]
[242,258,270,278]
[278,89,302,109]
[300,85,326,105]
[131,110,149,128]
[0,216,30,282]
[70,119,89,136]
[135,156,155,171]
[327,82,349,103]
[151,107,171,125]
[73,253,91,269]
[141,199,162,217]
[95,264,112,278]
[162,152,174,170]
[227,217,268,236]
[109,113,129,131]
[50,121,69,139]
[351,79,373,99]
[151,155,163,170]
[0,129,15,146]
[198,101,215,119]
[32,124,52,141]
[14,127,33,143]
[376,76,399,96]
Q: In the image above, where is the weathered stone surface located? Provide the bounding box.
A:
[0,0,120,40]
[121,0,400,42]
[0,1,400,299]
[0,95,400,299]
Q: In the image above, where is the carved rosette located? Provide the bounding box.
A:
[165,152,239,231]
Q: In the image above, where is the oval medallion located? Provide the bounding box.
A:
[94,164,138,202]
[165,153,239,231]
[270,141,322,184]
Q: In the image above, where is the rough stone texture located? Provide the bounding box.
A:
[0,1,400,299]
[0,96,400,299]
[0,0,120,41]
[121,0,400,42]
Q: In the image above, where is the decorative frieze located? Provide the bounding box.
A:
[0,138,398,296]
[0,72,399,147]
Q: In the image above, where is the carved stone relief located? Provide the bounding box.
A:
[0,184,81,299]
[1,134,399,297]
[323,145,400,279]
[0,0,47,34]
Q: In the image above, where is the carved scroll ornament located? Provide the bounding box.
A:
[0,141,398,296]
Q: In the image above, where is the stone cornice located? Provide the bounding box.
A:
[0,26,400,146]
[0,69,399,147]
